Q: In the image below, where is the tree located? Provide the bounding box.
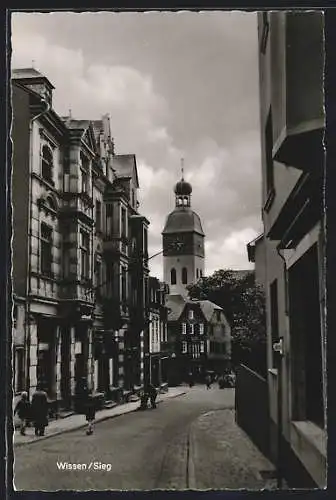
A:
[187,269,267,377]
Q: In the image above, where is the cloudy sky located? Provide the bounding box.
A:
[11,11,263,279]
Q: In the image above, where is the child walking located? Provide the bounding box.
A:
[85,390,96,435]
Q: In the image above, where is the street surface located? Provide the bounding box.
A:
[14,386,276,491]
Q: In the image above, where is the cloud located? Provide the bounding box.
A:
[11,13,262,279]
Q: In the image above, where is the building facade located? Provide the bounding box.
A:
[147,277,169,387]
[11,68,150,408]
[257,12,326,487]
[165,296,231,384]
[162,173,205,297]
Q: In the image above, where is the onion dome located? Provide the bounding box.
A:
[174,179,192,196]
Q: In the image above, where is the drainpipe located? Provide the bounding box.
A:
[274,242,287,489]
[25,95,50,399]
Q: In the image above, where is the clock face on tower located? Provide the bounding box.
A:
[170,237,185,252]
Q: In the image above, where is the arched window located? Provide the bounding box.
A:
[178,197,183,206]
[196,268,199,279]
[183,196,188,206]
[41,145,53,183]
[200,269,203,277]
[182,267,188,284]
[171,268,176,285]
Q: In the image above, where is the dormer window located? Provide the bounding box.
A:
[41,145,53,184]
[188,309,194,320]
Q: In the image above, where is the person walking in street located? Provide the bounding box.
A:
[205,374,212,390]
[148,383,158,409]
[188,372,194,388]
[14,391,30,435]
[31,384,49,436]
[85,389,96,435]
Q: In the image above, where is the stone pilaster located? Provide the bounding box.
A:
[70,326,76,396]
[55,326,62,400]
[28,317,38,399]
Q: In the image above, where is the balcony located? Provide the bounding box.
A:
[271,12,324,172]
[59,193,93,224]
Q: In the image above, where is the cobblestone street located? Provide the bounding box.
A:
[14,386,276,491]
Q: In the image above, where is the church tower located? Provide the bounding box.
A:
[162,163,205,297]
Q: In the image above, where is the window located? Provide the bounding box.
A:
[80,230,90,279]
[196,269,199,279]
[95,260,102,298]
[199,323,204,335]
[182,341,187,354]
[260,11,270,54]
[265,109,274,195]
[106,203,113,237]
[171,268,176,285]
[15,348,24,393]
[95,200,102,231]
[121,207,127,238]
[289,244,324,428]
[132,189,135,207]
[81,170,88,194]
[121,267,127,302]
[41,223,53,276]
[182,267,188,285]
[143,228,148,256]
[182,323,186,335]
[200,270,203,278]
[270,279,279,367]
[41,145,53,183]
[189,323,194,335]
[216,310,221,322]
[188,309,194,320]
[200,341,205,353]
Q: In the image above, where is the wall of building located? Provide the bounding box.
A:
[163,254,204,297]
[12,85,30,297]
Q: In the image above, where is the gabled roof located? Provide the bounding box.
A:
[166,295,225,324]
[63,119,97,153]
[197,300,223,322]
[113,154,139,188]
[166,294,187,321]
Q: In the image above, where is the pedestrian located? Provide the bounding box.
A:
[14,391,30,435]
[31,384,49,436]
[205,374,212,390]
[75,376,89,414]
[148,383,158,409]
[188,372,194,388]
[85,389,96,435]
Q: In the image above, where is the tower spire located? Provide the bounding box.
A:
[181,158,184,180]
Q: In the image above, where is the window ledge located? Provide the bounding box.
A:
[291,420,326,457]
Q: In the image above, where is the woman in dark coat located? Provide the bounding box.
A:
[14,391,30,435]
[85,390,96,435]
[31,385,49,436]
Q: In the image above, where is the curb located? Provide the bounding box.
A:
[14,391,187,448]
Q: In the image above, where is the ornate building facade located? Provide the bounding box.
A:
[12,68,150,408]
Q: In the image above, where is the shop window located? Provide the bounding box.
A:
[14,348,24,393]
[200,341,205,353]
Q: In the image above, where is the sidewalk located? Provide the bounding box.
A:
[14,387,187,447]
